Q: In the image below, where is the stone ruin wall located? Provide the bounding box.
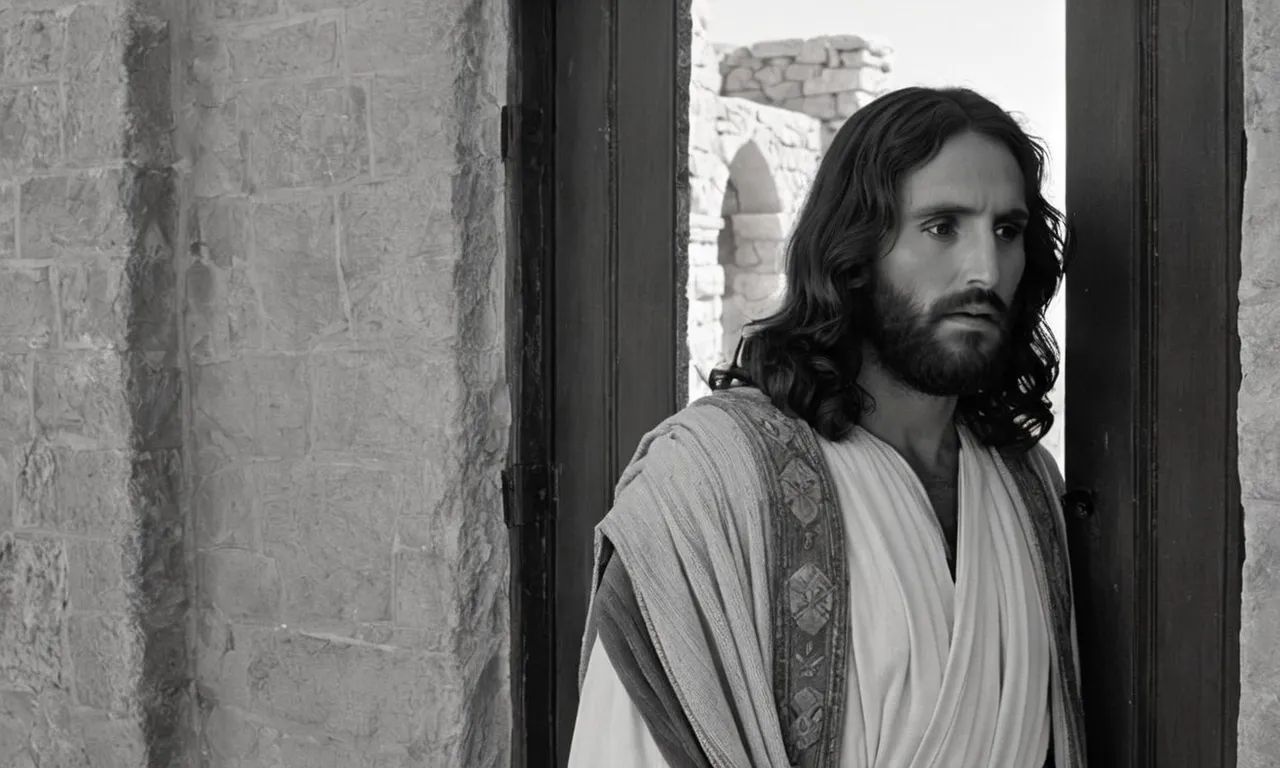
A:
[719,35,893,151]
[685,24,893,400]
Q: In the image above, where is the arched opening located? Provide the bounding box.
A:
[717,141,787,370]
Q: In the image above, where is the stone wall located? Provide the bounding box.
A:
[0,0,184,763]
[720,35,893,150]
[688,23,893,399]
[182,0,511,764]
[0,0,511,764]
[1237,0,1280,763]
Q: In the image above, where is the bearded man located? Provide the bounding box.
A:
[567,86,1086,768]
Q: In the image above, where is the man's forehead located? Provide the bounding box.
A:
[900,166,1028,217]
[898,133,1027,214]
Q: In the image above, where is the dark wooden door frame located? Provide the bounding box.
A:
[509,0,1247,765]
[1065,0,1243,765]
[506,0,683,765]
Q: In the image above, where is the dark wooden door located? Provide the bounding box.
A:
[507,0,683,765]
[1065,0,1243,765]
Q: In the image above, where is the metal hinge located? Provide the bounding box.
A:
[501,463,558,528]
[500,104,544,161]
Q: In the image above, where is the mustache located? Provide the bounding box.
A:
[931,289,1009,319]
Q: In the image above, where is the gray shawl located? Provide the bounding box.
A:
[580,387,1086,768]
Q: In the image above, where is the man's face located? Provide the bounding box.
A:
[866,130,1029,397]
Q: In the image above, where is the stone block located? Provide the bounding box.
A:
[189,90,245,197]
[750,39,801,59]
[199,549,281,622]
[0,183,13,259]
[803,68,861,96]
[259,460,400,623]
[732,271,783,302]
[346,0,450,73]
[192,356,309,462]
[226,19,339,81]
[0,267,54,348]
[0,533,67,694]
[737,240,787,272]
[244,80,369,190]
[15,447,131,537]
[764,81,802,102]
[239,627,457,741]
[66,538,128,613]
[186,199,259,361]
[840,49,884,69]
[785,63,820,82]
[32,352,129,447]
[688,264,724,300]
[371,72,453,176]
[68,613,136,712]
[723,66,758,92]
[0,10,64,82]
[796,38,829,65]
[0,85,59,173]
[1240,391,1280,502]
[827,34,867,52]
[0,354,30,442]
[1240,296,1280,401]
[63,5,125,165]
[732,212,791,241]
[688,241,719,268]
[800,94,836,119]
[56,261,126,348]
[836,90,864,118]
[252,196,345,349]
[193,466,258,550]
[340,179,458,343]
[20,171,128,260]
[77,708,147,768]
[211,0,279,22]
[755,64,783,87]
[310,350,455,455]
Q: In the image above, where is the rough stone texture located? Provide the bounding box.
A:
[1239,0,1280,764]
[1,0,510,763]
[719,33,893,151]
[0,0,186,763]
[184,0,510,764]
[685,3,837,400]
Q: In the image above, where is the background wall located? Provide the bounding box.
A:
[1237,0,1280,763]
[0,0,512,764]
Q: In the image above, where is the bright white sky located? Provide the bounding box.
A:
[707,0,1066,206]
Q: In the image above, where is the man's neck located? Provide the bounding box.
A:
[855,351,959,470]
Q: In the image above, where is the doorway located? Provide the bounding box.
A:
[505,0,1244,766]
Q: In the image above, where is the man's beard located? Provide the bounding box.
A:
[862,276,1012,397]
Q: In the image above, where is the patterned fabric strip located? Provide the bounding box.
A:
[704,390,850,768]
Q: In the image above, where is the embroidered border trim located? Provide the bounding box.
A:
[703,390,849,768]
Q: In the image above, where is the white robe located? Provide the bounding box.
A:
[570,425,1053,768]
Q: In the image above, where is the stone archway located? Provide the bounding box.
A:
[717,141,788,364]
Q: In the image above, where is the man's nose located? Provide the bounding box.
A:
[962,230,1001,288]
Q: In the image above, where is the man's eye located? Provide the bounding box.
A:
[996,224,1025,241]
[925,221,956,237]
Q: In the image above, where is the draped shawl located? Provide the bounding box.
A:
[580,387,1086,768]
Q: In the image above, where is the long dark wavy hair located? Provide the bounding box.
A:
[709,86,1071,452]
